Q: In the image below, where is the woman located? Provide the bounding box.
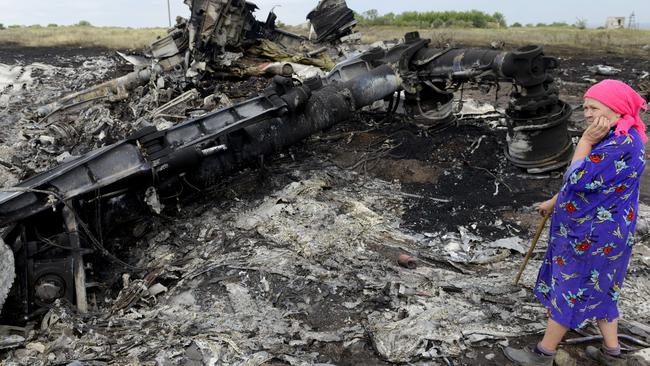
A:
[504,79,647,366]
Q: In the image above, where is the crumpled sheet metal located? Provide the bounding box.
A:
[35,67,154,118]
[0,57,119,208]
[234,172,403,258]
[420,227,514,264]
[367,307,441,363]
[0,63,57,109]
[116,51,149,67]
[367,301,519,362]
[188,0,255,51]
[230,170,533,354]
[17,58,119,120]
[307,0,356,43]
[456,98,504,120]
[0,63,55,91]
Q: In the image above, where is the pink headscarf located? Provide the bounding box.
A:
[584,79,648,143]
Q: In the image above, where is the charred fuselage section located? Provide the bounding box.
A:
[0,32,572,321]
[36,0,317,120]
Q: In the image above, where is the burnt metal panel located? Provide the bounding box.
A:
[307,0,356,43]
[0,143,151,226]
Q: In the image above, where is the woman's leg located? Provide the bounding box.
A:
[586,319,624,362]
[597,319,620,348]
[503,317,567,363]
[539,318,569,351]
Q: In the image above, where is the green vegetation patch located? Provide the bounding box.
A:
[357,26,650,56]
[356,9,507,28]
[0,24,166,49]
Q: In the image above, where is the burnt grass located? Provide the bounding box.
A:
[0,45,116,68]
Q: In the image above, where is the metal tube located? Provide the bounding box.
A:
[339,64,401,108]
[183,65,400,188]
[414,47,508,80]
[36,68,153,119]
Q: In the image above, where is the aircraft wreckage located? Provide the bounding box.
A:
[0,0,574,325]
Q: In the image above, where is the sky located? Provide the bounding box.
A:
[0,0,648,29]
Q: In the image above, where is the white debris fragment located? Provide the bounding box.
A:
[216,51,243,67]
[203,92,232,111]
[54,151,73,163]
[97,130,107,141]
[488,237,526,254]
[458,226,481,251]
[186,61,207,78]
[156,76,165,89]
[0,334,25,350]
[587,64,621,76]
[116,51,149,67]
[38,135,56,145]
[261,62,325,80]
[0,238,15,314]
[147,283,168,297]
[144,186,164,214]
[122,273,130,288]
[170,290,196,307]
[25,342,46,353]
[456,99,503,119]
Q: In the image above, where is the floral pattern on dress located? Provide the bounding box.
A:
[534,129,646,329]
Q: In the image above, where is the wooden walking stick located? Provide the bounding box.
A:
[514,213,550,285]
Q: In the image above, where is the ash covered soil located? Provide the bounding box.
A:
[0,46,650,366]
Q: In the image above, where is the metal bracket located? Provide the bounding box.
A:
[398,33,429,94]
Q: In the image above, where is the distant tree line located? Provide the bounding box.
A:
[510,18,587,29]
[355,10,594,29]
[0,21,92,30]
[355,9,507,28]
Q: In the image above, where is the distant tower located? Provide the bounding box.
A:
[628,12,637,29]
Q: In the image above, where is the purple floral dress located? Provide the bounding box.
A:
[534,128,646,328]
